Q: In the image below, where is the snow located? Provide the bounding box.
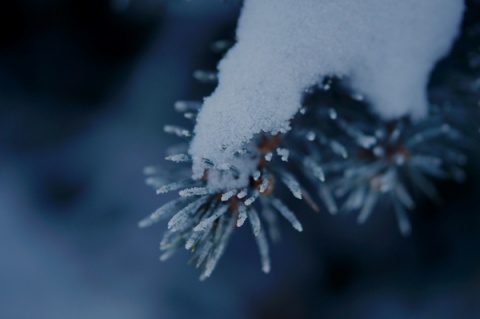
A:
[189,0,464,182]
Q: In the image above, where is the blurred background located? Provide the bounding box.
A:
[0,1,479,318]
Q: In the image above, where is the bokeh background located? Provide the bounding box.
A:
[1,1,479,318]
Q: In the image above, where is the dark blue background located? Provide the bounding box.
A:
[0,1,479,318]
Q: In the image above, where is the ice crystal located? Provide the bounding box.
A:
[140,106,307,280]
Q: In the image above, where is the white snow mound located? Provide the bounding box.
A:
[190,0,464,182]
